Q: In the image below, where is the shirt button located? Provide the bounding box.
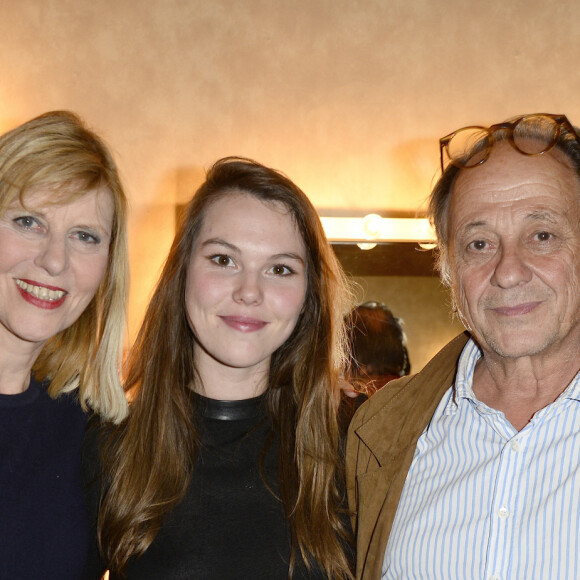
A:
[498,507,509,519]
[489,575,501,580]
[511,440,522,452]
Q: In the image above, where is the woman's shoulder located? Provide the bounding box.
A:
[33,375,87,422]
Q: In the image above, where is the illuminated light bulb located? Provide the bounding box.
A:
[362,213,383,239]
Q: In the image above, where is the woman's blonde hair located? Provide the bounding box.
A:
[0,110,129,422]
[99,157,355,578]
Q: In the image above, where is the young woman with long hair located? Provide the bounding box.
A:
[84,157,355,579]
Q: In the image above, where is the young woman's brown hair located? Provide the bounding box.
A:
[95,157,354,578]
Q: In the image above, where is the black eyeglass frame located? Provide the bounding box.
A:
[439,113,580,173]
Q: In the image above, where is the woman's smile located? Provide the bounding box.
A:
[219,315,268,332]
[15,278,68,309]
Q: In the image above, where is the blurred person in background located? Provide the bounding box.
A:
[347,301,410,395]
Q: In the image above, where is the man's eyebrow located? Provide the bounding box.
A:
[458,220,487,235]
[526,210,557,223]
[456,210,562,239]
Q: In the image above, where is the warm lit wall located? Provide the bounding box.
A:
[1,0,579,340]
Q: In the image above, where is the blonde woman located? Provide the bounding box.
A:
[0,111,128,579]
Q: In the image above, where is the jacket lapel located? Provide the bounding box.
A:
[350,332,470,579]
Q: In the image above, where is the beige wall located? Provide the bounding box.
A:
[2,0,579,342]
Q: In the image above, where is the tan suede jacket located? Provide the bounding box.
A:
[346,333,469,580]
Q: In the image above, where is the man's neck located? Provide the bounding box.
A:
[472,348,580,431]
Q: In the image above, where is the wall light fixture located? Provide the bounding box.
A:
[320,215,436,247]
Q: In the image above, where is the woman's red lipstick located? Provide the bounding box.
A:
[15,279,67,310]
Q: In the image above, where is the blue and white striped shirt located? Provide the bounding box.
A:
[383,339,580,580]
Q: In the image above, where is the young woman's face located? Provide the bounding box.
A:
[185,192,307,393]
[0,185,113,354]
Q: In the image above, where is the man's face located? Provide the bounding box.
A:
[448,142,580,361]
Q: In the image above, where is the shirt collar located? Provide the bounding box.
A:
[444,338,580,414]
[559,371,580,402]
[442,338,481,415]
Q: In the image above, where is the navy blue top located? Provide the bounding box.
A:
[0,376,88,579]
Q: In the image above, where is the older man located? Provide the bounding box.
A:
[347,114,580,579]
